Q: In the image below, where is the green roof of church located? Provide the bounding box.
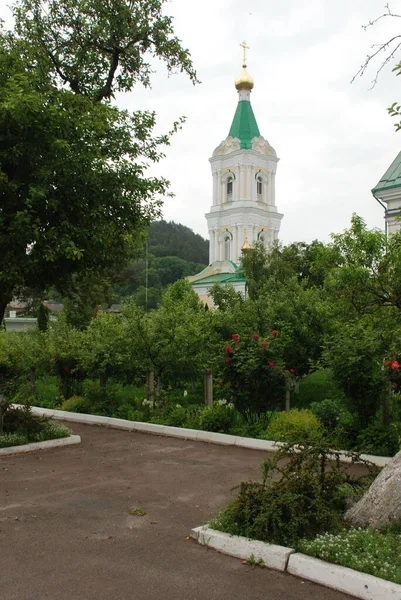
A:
[372,150,401,194]
[228,101,260,149]
[191,272,247,286]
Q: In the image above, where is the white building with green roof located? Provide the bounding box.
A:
[189,43,283,306]
[372,150,401,235]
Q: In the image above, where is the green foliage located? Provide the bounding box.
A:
[198,401,238,434]
[2,405,70,444]
[0,0,197,323]
[219,332,286,415]
[60,396,91,413]
[0,432,27,448]
[123,280,210,390]
[37,303,50,332]
[266,409,323,443]
[297,369,344,408]
[356,419,400,457]
[148,220,208,264]
[323,319,388,428]
[309,399,354,434]
[211,440,365,547]
[298,528,401,585]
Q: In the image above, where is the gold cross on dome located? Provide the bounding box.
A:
[240,40,249,67]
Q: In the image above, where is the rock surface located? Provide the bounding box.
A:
[345,450,401,528]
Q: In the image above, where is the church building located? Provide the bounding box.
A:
[188,43,283,305]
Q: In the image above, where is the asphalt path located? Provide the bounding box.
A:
[1,422,358,600]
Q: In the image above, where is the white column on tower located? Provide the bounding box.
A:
[212,172,218,205]
[237,225,244,263]
[266,173,272,205]
[271,172,276,206]
[246,165,252,200]
[209,230,215,263]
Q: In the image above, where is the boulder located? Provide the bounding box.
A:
[345,450,401,529]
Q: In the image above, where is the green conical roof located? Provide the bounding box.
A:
[372,150,401,194]
[228,100,260,149]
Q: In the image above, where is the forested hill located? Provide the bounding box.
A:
[148,220,209,264]
[113,220,209,308]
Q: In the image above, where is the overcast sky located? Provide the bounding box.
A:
[2,0,401,244]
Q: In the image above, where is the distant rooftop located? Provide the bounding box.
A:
[372,150,401,194]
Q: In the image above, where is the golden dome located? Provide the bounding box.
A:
[235,66,254,91]
[241,237,252,251]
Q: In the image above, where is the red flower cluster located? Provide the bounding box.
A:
[225,357,231,364]
[225,346,232,353]
[232,334,239,342]
[290,368,296,374]
[268,361,275,368]
[261,341,267,348]
[271,330,278,337]
[252,334,259,340]
[392,361,400,370]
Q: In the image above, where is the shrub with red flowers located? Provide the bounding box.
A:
[219,332,287,415]
[385,356,401,392]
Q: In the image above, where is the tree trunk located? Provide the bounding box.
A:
[0,291,12,329]
[0,394,8,434]
[29,368,37,396]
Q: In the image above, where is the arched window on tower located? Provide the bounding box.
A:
[227,176,233,201]
[224,234,231,261]
[257,176,263,200]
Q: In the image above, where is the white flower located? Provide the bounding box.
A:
[183,390,188,397]
[176,404,182,408]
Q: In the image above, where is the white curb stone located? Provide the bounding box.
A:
[0,435,81,457]
[190,526,294,572]
[287,553,401,600]
[19,406,392,467]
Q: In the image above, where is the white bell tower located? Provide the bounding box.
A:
[206,42,283,265]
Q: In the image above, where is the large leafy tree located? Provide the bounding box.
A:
[0,0,197,323]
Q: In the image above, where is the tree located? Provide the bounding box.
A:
[0,0,197,324]
[352,3,401,129]
[123,280,209,391]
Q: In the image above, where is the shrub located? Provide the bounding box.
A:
[0,432,27,448]
[32,421,71,441]
[198,401,238,433]
[60,396,90,413]
[296,369,344,408]
[210,440,371,547]
[1,406,70,445]
[266,409,323,443]
[309,398,353,432]
[219,333,287,415]
[356,420,400,456]
[3,406,44,436]
[164,404,188,427]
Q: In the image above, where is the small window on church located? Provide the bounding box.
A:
[224,235,231,261]
[257,176,262,197]
[227,177,233,200]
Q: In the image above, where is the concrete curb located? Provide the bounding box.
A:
[21,406,391,467]
[191,526,401,600]
[190,526,294,572]
[0,435,81,457]
[287,553,401,600]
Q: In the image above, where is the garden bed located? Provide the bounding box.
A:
[0,405,74,452]
[191,525,401,600]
